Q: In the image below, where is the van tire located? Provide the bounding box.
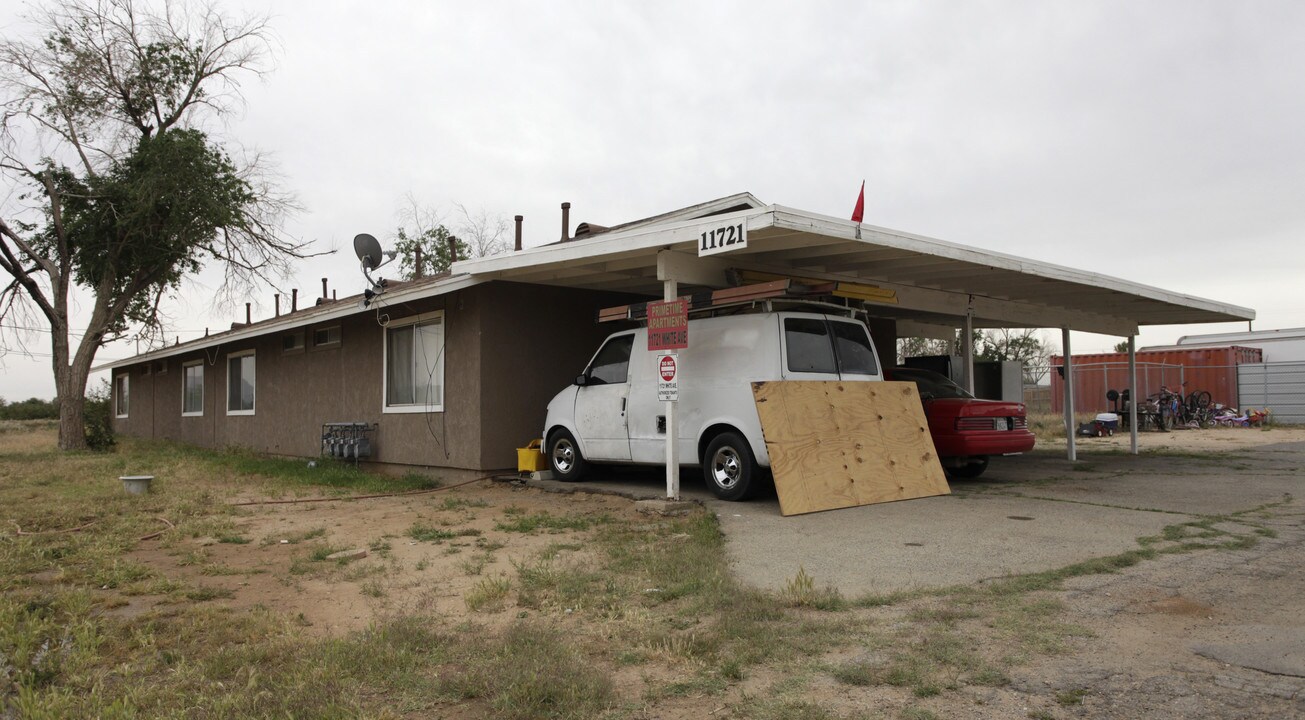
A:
[703,432,758,501]
[548,429,588,481]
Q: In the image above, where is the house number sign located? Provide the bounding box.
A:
[697,221,747,257]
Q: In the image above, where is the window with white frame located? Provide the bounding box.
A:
[226,350,256,415]
[182,361,204,416]
[384,312,444,413]
[114,374,129,418]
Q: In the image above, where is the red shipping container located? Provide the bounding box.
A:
[1049,346,1262,414]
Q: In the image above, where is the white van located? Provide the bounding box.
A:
[542,310,884,500]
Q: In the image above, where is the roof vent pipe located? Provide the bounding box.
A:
[292,288,298,312]
[514,215,523,251]
[321,277,328,299]
[245,303,251,325]
[560,202,571,242]
[414,245,424,279]
[446,234,459,263]
[274,294,281,317]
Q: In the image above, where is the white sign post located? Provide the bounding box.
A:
[661,280,680,499]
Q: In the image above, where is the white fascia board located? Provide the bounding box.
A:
[768,206,1255,322]
[452,206,777,277]
[94,274,485,372]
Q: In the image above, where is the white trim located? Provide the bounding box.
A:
[451,202,1253,333]
[114,374,129,418]
[382,310,445,414]
[181,360,204,417]
[765,206,1255,319]
[225,349,256,416]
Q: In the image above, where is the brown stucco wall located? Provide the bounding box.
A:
[110,281,640,472]
[476,282,641,469]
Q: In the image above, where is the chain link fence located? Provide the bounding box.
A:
[1022,361,1303,425]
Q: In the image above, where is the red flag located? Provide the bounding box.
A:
[851,180,865,223]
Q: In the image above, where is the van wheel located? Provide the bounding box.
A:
[548,429,587,481]
[703,432,758,501]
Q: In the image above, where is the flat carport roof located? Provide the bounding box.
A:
[453,194,1254,338]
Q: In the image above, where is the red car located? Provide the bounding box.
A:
[883,367,1035,478]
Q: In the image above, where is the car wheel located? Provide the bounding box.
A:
[703,432,759,501]
[547,429,588,481]
[947,456,989,479]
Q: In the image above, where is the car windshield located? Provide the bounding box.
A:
[892,368,974,400]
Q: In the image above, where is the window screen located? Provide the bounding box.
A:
[386,318,444,408]
[183,363,204,415]
[114,375,129,417]
[227,354,255,412]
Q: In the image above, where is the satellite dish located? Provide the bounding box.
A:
[354,233,383,270]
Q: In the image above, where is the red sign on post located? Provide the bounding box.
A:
[659,354,677,381]
[646,299,688,351]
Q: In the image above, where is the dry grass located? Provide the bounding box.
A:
[1,420,1256,718]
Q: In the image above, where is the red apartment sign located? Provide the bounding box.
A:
[647,299,688,351]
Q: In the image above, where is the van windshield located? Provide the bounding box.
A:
[587,335,633,385]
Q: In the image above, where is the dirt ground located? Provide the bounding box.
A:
[121,426,1305,718]
[129,483,641,636]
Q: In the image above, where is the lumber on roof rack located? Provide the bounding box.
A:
[597,279,795,323]
[595,273,897,324]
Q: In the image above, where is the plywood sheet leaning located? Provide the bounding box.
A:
[751,381,950,516]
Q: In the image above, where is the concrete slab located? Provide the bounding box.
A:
[976,453,1301,517]
[531,467,1184,596]
[634,499,696,516]
[528,434,1305,597]
[1193,625,1305,678]
[711,493,1180,596]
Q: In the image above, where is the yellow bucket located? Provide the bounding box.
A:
[517,439,547,472]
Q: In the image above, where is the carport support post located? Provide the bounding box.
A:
[1128,335,1138,455]
[961,308,975,394]
[664,278,680,500]
[1062,327,1076,462]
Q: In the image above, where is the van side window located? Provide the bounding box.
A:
[587,335,634,385]
[831,321,879,375]
[784,318,837,374]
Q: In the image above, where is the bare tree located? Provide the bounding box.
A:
[453,202,509,259]
[978,328,1055,384]
[390,197,509,279]
[896,336,951,364]
[0,0,308,449]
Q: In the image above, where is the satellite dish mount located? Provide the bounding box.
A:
[353,233,397,307]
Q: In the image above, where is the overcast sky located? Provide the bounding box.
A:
[2,0,1303,400]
